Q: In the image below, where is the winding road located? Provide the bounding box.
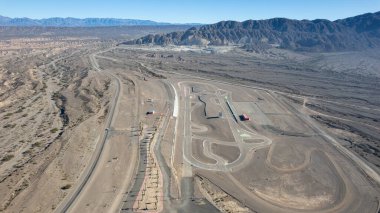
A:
[55,49,122,213]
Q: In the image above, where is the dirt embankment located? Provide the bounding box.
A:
[0,40,113,211]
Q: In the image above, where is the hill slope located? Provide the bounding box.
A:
[124,12,380,52]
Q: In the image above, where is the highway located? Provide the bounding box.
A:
[55,49,122,213]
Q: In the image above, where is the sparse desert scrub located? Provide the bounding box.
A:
[1,154,14,162]
[50,128,59,133]
[60,184,72,190]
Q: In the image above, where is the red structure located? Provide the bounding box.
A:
[146,110,155,115]
[240,114,250,121]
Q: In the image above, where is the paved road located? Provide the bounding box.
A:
[150,65,380,112]
[170,81,219,213]
[152,108,173,211]
[276,92,380,185]
[157,67,380,186]
[55,49,122,213]
[176,81,271,173]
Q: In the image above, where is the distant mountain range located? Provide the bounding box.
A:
[0,15,199,27]
[124,11,380,52]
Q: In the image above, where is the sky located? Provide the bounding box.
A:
[0,0,379,24]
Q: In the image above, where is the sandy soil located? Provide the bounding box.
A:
[1,37,380,213]
[105,46,380,212]
[0,38,116,212]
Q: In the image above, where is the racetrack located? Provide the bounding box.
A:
[55,46,380,213]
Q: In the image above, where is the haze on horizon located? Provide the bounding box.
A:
[1,0,380,24]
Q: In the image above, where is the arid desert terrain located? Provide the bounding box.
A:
[0,26,379,213]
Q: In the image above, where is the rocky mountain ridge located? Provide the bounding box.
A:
[123,12,380,52]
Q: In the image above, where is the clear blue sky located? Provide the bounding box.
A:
[1,0,379,23]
